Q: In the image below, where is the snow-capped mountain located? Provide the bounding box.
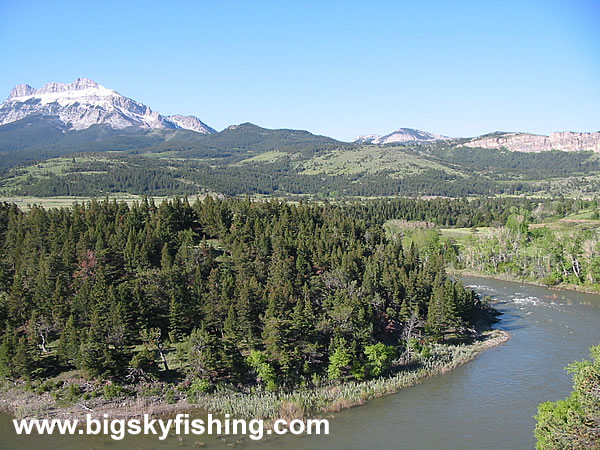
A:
[356,128,449,144]
[0,78,215,133]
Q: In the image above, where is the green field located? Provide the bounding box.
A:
[301,145,461,178]
[0,155,128,195]
[439,227,494,240]
[234,150,291,165]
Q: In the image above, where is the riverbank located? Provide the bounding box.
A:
[0,329,509,423]
[452,269,600,295]
[191,329,509,422]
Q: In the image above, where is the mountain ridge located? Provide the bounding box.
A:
[356,128,600,153]
[1,78,599,154]
[356,128,450,145]
[462,131,600,153]
[0,78,215,134]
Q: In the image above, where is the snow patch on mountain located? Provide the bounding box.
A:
[165,114,216,134]
[0,78,214,133]
[356,128,450,144]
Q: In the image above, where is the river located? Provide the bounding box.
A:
[2,275,600,449]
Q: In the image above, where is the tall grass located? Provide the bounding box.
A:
[190,330,507,420]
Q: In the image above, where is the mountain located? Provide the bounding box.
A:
[0,78,215,134]
[178,122,346,156]
[165,115,214,133]
[462,131,600,153]
[356,128,449,145]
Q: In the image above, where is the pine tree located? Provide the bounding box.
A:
[223,304,239,341]
[441,279,459,328]
[79,309,114,378]
[57,315,80,367]
[169,294,185,342]
[0,331,17,378]
[161,243,173,270]
[187,327,225,381]
[7,273,28,327]
[13,336,36,380]
[426,285,445,339]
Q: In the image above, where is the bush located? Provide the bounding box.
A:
[63,384,82,403]
[541,274,560,287]
[187,378,214,401]
[35,379,60,395]
[246,350,278,391]
[364,343,397,378]
[327,346,353,381]
[103,384,124,400]
[141,386,162,397]
[164,388,177,404]
[408,337,423,353]
[420,345,432,359]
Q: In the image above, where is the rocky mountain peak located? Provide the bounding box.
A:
[356,128,449,145]
[33,78,102,96]
[0,78,214,134]
[71,77,100,90]
[8,84,35,99]
[165,114,216,134]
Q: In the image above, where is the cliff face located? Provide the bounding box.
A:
[462,132,600,153]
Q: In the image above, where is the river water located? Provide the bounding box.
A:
[2,275,600,449]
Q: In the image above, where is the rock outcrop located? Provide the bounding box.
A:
[463,132,600,152]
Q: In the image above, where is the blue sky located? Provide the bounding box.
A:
[1,0,598,141]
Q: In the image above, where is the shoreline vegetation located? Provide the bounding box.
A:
[535,344,600,449]
[0,328,509,423]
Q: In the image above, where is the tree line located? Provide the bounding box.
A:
[453,204,600,289]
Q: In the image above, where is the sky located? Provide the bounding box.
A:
[0,0,598,141]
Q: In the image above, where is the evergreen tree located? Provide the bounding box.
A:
[79,309,115,378]
[57,315,80,367]
[13,336,36,380]
[169,294,185,342]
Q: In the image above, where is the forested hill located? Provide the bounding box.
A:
[172,123,346,159]
[0,119,349,169]
[0,197,484,387]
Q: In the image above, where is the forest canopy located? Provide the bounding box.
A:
[0,197,487,390]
